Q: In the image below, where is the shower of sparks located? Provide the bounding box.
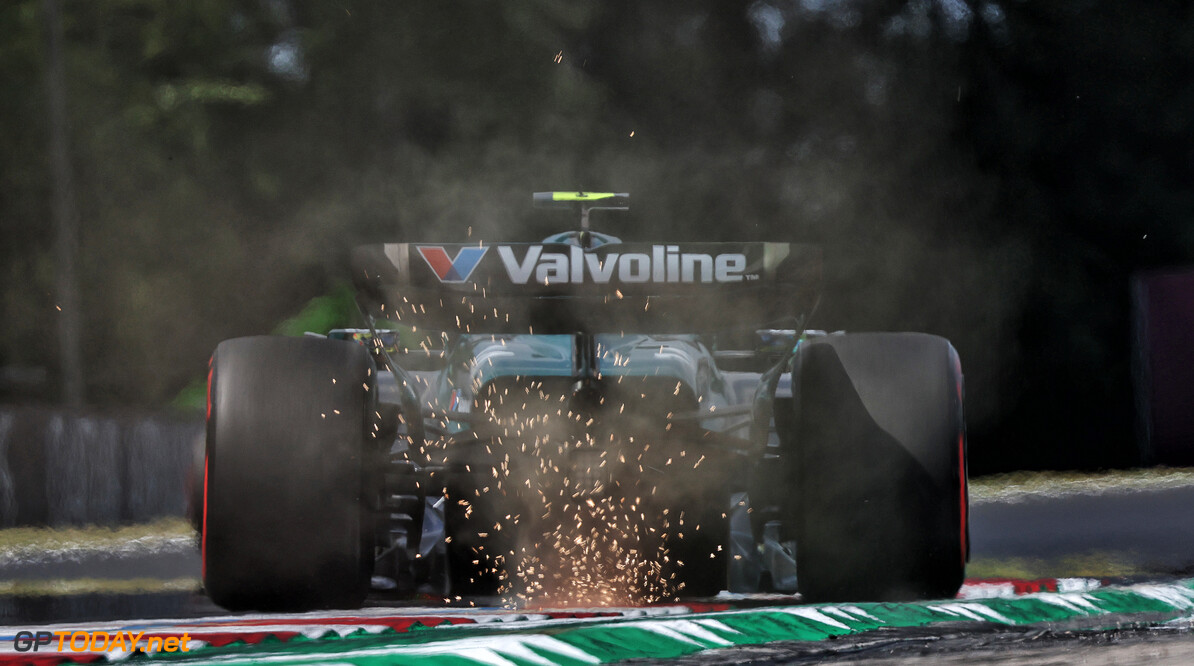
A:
[418,372,713,608]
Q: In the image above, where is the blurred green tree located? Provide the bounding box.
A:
[3,0,1191,472]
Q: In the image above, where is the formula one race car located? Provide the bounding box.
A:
[199,192,968,611]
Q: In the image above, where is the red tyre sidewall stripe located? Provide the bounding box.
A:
[202,356,213,580]
[958,431,968,565]
[951,346,968,566]
[202,454,209,580]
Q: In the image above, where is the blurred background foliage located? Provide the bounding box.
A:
[2,0,1191,472]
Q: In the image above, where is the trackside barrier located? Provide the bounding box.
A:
[0,407,200,527]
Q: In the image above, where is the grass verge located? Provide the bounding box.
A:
[970,467,1194,503]
[0,518,195,563]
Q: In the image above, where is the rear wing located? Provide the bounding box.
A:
[351,241,821,334]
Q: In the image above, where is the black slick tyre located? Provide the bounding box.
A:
[203,336,376,611]
[790,333,967,602]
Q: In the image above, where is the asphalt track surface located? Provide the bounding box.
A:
[2,482,1194,662]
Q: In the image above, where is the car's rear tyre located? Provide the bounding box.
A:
[203,336,376,611]
[790,333,967,602]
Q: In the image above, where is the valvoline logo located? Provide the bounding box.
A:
[417,246,489,283]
